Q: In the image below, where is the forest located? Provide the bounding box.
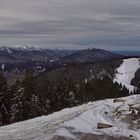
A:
[0,70,137,126]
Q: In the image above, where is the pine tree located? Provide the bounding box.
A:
[22,70,35,100]
[36,76,52,115]
[10,79,24,123]
[21,70,35,120]
[0,72,10,125]
[30,94,41,118]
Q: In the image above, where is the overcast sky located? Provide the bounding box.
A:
[0,0,140,50]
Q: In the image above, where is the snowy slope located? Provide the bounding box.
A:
[0,102,95,140]
[56,95,140,140]
[114,58,140,92]
[0,95,140,140]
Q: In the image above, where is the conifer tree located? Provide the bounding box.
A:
[30,94,41,118]
[0,72,10,125]
[10,79,24,123]
[21,70,35,120]
[36,76,52,115]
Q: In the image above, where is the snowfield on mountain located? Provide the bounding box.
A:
[0,95,140,140]
[114,58,140,92]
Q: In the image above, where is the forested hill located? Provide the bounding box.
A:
[0,65,130,127]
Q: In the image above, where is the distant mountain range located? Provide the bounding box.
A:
[0,45,75,63]
[0,46,122,64]
[112,50,140,56]
[0,46,123,72]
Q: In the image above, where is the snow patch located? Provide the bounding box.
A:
[56,95,140,139]
[14,44,40,51]
[114,58,140,92]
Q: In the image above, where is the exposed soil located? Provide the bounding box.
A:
[53,133,133,140]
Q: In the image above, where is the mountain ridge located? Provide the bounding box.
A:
[0,46,122,71]
[62,48,122,64]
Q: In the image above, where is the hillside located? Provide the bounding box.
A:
[114,58,140,92]
[38,60,122,87]
[0,95,139,140]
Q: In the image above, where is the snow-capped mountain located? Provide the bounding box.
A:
[0,45,45,52]
[0,46,75,71]
[13,44,40,51]
[0,95,139,140]
[0,46,121,60]
[0,45,75,57]
[0,46,121,72]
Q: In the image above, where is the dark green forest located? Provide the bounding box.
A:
[0,70,137,126]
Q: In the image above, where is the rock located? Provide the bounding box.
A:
[113,99,125,103]
[97,123,113,129]
[104,111,108,114]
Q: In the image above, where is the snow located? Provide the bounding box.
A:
[0,95,140,140]
[114,58,140,92]
[0,47,12,53]
[14,44,40,51]
[1,64,5,71]
[0,102,95,140]
[56,95,140,139]
[6,48,12,53]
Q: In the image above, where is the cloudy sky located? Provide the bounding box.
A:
[0,0,140,50]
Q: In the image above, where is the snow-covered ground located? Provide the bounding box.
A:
[0,95,140,140]
[114,58,140,92]
[56,95,140,140]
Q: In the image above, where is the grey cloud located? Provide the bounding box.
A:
[0,0,140,50]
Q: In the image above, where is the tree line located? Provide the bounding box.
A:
[0,70,135,126]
